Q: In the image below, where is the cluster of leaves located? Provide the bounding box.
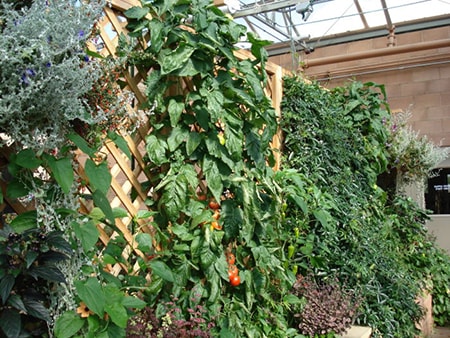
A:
[0,1,152,338]
[0,134,145,338]
[280,77,443,337]
[291,274,361,337]
[54,276,147,338]
[384,110,447,188]
[0,226,70,337]
[0,0,104,152]
[127,299,216,337]
[386,195,450,326]
[116,0,302,336]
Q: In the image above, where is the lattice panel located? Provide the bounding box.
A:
[78,0,288,276]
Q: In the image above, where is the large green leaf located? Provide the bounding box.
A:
[27,265,66,283]
[54,311,85,338]
[7,294,26,313]
[203,156,223,203]
[149,260,174,283]
[0,274,15,304]
[135,233,152,252]
[72,220,99,253]
[203,88,223,120]
[149,19,165,53]
[168,99,184,127]
[238,60,265,102]
[23,297,51,322]
[200,246,215,270]
[222,200,243,240]
[84,159,111,195]
[313,209,332,231]
[158,44,195,75]
[92,189,115,225]
[68,133,96,157]
[105,302,128,328]
[25,250,39,269]
[124,6,149,19]
[75,278,106,316]
[15,149,41,169]
[245,131,263,168]
[167,126,188,152]
[107,131,131,160]
[46,231,72,254]
[6,178,29,199]
[9,210,38,233]
[0,308,21,338]
[146,135,169,165]
[46,156,74,194]
[122,296,146,309]
[186,132,202,156]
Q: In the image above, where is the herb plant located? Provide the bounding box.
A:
[291,274,361,337]
[0,0,104,152]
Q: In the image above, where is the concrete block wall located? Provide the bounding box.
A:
[269,26,450,146]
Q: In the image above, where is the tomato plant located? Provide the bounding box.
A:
[119,0,294,336]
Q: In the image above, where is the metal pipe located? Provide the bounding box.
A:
[304,39,450,67]
[312,59,450,82]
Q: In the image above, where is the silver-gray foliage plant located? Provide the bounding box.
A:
[0,0,105,151]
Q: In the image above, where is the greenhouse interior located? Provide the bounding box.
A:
[1,0,450,337]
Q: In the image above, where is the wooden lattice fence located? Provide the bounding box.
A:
[2,0,288,277]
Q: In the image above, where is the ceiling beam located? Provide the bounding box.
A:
[354,0,368,29]
[233,0,299,18]
[234,0,334,18]
[266,15,450,56]
[380,0,393,28]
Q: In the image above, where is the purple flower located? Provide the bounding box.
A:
[20,68,36,85]
[83,55,90,62]
[45,62,52,68]
[78,30,85,39]
[26,69,36,77]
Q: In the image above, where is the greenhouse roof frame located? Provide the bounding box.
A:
[214,0,450,55]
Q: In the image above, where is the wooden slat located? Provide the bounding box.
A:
[105,140,147,201]
[110,0,141,12]
[0,2,287,280]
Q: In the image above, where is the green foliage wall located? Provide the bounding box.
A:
[281,77,450,337]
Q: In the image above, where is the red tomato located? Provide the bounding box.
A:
[197,193,207,201]
[230,275,240,286]
[211,221,222,230]
[208,200,220,210]
[213,210,220,220]
[228,264,238,278]
[226,253,236,265]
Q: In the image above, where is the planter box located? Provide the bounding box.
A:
[339,326,372,338]
[416,291,433,338]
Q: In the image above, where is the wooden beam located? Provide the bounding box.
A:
[109,0,141,12]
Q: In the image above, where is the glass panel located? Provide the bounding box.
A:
[425,168,450,214]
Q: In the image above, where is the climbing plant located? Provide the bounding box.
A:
[117,0,299,336]
[281,77,450,337]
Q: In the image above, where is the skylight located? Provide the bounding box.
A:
[231,0,450,45]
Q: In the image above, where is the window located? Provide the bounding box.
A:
[425,168,450,214]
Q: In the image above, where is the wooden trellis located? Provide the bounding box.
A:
[2,0,287,277]
[83,0,285,274]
